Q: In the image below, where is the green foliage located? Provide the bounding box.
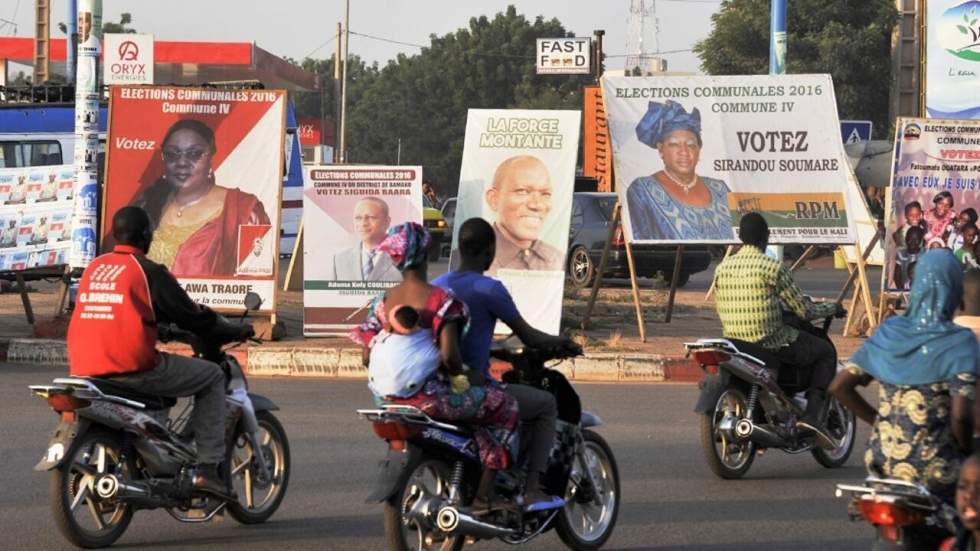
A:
[694,0,898,137]
[293,5,590,193]
[103,12,137,34]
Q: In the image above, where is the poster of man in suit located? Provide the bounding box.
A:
[303,165,423,336]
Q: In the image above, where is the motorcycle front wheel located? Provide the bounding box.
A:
[557,429,620,550]
[700,386,756,479]
[384,458,463,551]
[226,411,291,524]
[49,429,134,548]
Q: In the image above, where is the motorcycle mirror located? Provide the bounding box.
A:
[243,292,263,312]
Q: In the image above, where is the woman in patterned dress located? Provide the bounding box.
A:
[626,100,735,241]
[830,250,978,509]
[351,222,518,508]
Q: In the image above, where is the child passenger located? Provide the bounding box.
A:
[940,454,980,551]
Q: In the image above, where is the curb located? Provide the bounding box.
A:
[0,338,703,383]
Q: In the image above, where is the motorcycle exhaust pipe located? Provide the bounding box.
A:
[436,506,516,539]
[95,474,149,499]
[734,419,786,448]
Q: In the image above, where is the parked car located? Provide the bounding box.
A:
[422,203,447,262]
[440,197,457,257]
[566,192,713,290]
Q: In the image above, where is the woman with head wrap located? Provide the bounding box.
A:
[350,222,518,511]
[831,250,978,524]
[627,100,734,241]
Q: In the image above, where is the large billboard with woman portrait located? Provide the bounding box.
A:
[883,118,980,291]
[102,86,286,312]
[602,74,856,245]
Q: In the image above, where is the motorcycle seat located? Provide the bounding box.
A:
[725,339,781,371]
[86,377,178,411]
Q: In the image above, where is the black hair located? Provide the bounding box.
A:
[133,119,217,230]
[392,305,420,331]
[963,223,978,234]
[905,225,925,244]
[904,201,922,215]
[933,191,954,206]
[458,217,495,258]
[964,208,979,224]
[738,212,769,248]
[112,206,152,247]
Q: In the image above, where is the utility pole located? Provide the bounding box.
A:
[334,21,343,163]
[66,0,77,82]
[593,29,604,82]
[339,0,350,163]
[770,0,787,75]
[396,138,401,165]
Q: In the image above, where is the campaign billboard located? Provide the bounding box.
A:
[302,166,423,336]
[883,118,980,291]
[0,165,74,271]
[449,109,581,334]
[102,86,286,312]
[602,74,857,244]
[926,0,980,118]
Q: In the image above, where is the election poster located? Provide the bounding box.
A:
[925,0,980,118]
[883,118,980,291]
[102,85,286,312]
[302,166,423,336]
[0,165,74,271]
[450,109,581,334]
[602,74,856,245]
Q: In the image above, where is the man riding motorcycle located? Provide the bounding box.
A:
[713,212,843,446]
[433,217,579,509]
[66,206,252,499]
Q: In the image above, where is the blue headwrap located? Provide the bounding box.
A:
[850,250,978,385]
[635,100,702,148]
[377,222,431,272]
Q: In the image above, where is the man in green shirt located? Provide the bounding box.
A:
[713,212,843,444]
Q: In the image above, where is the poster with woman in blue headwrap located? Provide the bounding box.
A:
[627,100,734,240]
[601,74,857,246]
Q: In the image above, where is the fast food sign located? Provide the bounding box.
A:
[103,33,154,85]
[535,38,591,75]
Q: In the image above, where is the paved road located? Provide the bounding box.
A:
[2,364,877,550]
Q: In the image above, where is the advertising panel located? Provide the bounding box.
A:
[926,0,980,118]
[883,118,980,291]
[102,86,286,312]
[602,74,856,244]
[103,33,154,85]
[302,166,423,336]
[0,165,74,271]
[583,85,613,192]
[450,109,580,334]
[535,38,591,75]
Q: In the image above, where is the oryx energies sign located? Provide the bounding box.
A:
[602,74,856,244]
[104,34,154,85]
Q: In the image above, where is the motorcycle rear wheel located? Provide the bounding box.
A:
[557,429,620,550]
[384,458,464,551]
[811,397,857,468]
[226,411,291,524]
[700,387,755,479]
[49,429,134,548]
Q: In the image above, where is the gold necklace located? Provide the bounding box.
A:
[662,169,697,193]
[174,193,207,217]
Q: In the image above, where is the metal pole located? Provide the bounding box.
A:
[769,0,786,75]
[593,29,605,83]
[396,138,401,164]
[334,21,342,163]
[339,0,350,163]
[67,0,77,82]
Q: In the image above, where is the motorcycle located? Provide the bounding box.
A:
[357,337,620,550]
[835,477,953,550]
[684,312,857,479]
[30,292,290,548]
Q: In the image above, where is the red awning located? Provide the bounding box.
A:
[0,37,318,91]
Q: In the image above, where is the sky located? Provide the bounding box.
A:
[2,0,723,74]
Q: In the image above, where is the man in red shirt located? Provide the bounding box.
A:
[68,206,247,498]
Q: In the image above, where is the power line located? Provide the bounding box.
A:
[303,31,341,60]
[606,48,694,57]
[348,30,535,60]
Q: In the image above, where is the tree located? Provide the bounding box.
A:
[693,0,898,137]
[341,5,590,190]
